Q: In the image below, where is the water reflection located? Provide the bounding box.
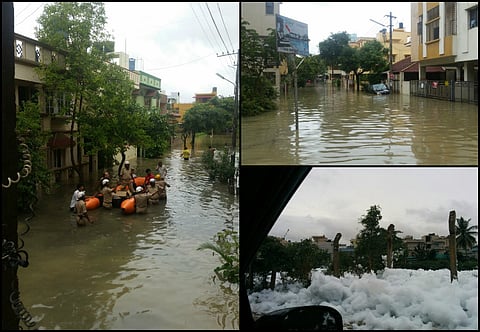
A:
[241,85,478,165]
[17,146,238,330]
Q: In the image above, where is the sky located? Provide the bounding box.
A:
[278,2,412,55]
[249,268,478,329]
[270,167,478,245]
[12,2,239,102]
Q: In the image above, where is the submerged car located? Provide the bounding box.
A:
[368,83,390,95]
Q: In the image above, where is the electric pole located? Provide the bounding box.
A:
[370,11,396,87]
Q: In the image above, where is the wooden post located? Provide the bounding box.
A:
[448,210,458,282]
[386,224,395,268]
[333,233,341,278]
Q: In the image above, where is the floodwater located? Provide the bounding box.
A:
[16,142,239,330]
[241,85,478,165]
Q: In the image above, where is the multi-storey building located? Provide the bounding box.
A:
[241,2,282,92]
[411,2,478,83]
[14,33,86,183]
[13,34,170,182]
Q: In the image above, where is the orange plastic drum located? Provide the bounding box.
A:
[121,197,135,214]
[85,196,100,210]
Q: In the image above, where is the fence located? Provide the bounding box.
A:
[410,80,478,104]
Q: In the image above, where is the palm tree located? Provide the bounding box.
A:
[456,217,478,256]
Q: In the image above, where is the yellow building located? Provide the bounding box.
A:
[375,23,412,63]
[411,2,478,82]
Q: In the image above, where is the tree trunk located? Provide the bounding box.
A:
[448,210,458,282]
[387,224,394,268]
[333,233,341,277]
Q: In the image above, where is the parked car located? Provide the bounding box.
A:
[367,83,390,95]
[240,166,344,330]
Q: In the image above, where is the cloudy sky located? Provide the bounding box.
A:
[270,167,478,245]
[278,2,412,55]
[13,2,239,102]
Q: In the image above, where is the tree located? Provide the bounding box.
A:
[35,2,143,181]
[241,20,278,116]
[143,112,175,158]
[456,217,478,256]
[182,101,231,149]
[249,236,288,291]
[356,40,389,87]
[285,239,330,287]
[318,32,350,81]
[16,101,52,213]
[295,55,327,88]
[354,205,386,272]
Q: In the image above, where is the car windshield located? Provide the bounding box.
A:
[373,84,388,90]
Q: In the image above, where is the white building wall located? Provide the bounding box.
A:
[455,2,478,62]
[241,2,279,36]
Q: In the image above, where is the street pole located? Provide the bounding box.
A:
[370,12,396,88]
[388,12,394,88]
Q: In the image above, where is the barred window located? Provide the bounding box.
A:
[427,6,439,21]
[445,2,457,36]
[265,2,274,15]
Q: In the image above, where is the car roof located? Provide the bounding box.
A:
[240,166,312,328]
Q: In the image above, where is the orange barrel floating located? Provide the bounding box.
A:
[134,176,145,187]
[85,196,100,210]
[121,197,135,215]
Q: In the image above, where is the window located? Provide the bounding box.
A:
[445,2,457,36]
[46,92,66,115]
[265,2,274,15]
[468,6,478,29]
[15,39,23,58]
[35,45,41,62]
[427,6,439,21]
[426,19,439,41]
[53,150,63,168]
[417,15,423,43]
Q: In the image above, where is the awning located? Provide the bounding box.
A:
[47,133,76,149]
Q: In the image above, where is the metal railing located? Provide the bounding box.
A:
[410,80,478,104]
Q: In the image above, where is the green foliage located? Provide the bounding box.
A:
[249,237,330,290]
[286,239,330,287]
[201,147,235,184]
[456,216,478,255]
[198,229,239,284]
[35,2,146,180]
[143,112,175,158]
[318,31,350,71]
[295,55,327,87]
[15,101,53,212]
[241,20,278,116]
[354,205,398,273]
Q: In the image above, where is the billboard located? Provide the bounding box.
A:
[276,14,309,56]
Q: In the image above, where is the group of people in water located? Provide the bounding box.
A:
[70,160,171,226]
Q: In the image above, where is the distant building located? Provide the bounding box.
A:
[194,87,217,103]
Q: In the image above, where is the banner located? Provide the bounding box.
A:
[276,14,309,56]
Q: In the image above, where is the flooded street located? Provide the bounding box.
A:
[241,85,478,165]
[17,143,239,330]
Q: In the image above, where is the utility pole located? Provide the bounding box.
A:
[387,12,395,88]
[370,11,396,88]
